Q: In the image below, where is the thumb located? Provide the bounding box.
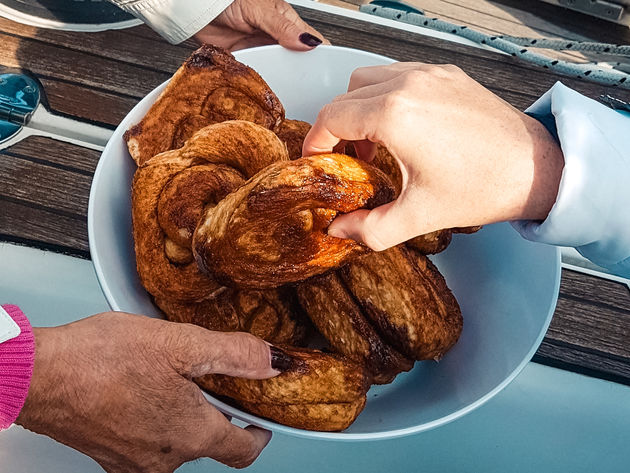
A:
[328,198,429,251]
[165,325,285,379]
[252,3,328,50]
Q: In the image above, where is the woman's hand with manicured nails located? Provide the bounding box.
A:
[17,312,287,472]
[194,0,328,51]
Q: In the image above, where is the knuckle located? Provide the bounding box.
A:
[400,69,426,88]
[348,66,372,89]
[381,90,407,116]
[442,63,462,74]
[331,92,347,103]
[431,64,463,80]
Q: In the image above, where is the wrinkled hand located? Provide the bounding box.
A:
[17,312,282,472]
[194,0,328,51]
[302,63,564,250]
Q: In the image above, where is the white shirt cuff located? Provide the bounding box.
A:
[512,82,630,275]
[110,0,234,44]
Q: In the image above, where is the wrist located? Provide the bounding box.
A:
[15,326,60,433]
[511,114,564,222]
[0,305,35,430]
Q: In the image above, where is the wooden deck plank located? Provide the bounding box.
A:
[0,154,91,217]
[0,199,89,255]
[0,17,191,72]
[38,78,138,127]
[0,33,172,98]
[4,136,102,174]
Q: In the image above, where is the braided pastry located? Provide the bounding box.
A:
[296,272,413,384]
[132,120,288,301]
[193,153,395,289]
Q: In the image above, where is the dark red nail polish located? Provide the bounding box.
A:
[299,33,323,47]
[270,346,293,372]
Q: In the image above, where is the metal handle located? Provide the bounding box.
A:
[0,71,41,144]
[0,102,33,126]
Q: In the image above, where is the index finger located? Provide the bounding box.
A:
[348,62,428,91]
[302,98,376,156]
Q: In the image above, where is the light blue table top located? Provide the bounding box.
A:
[1,242,629,473]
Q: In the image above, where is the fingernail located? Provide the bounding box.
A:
[270,346,293,372]
[299,33,323,47]
[327,227,348,239]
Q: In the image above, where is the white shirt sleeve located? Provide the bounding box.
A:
[0,306,20,345]
[512,82,630,277]
[108,0,235,44]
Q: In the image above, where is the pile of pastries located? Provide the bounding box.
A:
[126,45,470,431]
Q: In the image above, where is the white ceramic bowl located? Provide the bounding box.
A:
[88,45,560,441]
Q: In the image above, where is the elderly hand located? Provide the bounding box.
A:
[194,0,328,51]
[16,312,285,472]
[302,63,564,251]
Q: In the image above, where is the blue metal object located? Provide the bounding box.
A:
[0,71,40,144]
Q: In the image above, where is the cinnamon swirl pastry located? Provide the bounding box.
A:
[132,120,288,302]
[193,153,395,289]
[198,347,371,431]
[275,119,311,160]
[124,45,285,166]
[296,272,413,384]
[155,287,307,346]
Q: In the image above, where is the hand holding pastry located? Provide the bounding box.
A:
[302,62,564,251]
[17,312,280,472]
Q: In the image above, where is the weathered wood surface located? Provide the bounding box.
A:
[1,5,629,384]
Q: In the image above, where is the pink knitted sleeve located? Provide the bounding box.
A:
[0,304,35,430]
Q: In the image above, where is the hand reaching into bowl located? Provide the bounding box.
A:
[16,312,285,472]
[194,0,329,51]
[302,63,564,251]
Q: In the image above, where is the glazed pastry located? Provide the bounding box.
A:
[155,286,307,346]
[132,120,288,301]
[406,226,482,255]
[275,119,312,160]
[198,347,371,431]
[296,272,412,384]
[406,229,453,255]
[237,399,366,432]
[339,246,462,361]
[193,153,395,289]
[124,45,285,166]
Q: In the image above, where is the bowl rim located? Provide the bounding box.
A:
[88,44,561,441]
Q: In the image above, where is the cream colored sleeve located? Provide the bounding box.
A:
[108,0,235,44]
